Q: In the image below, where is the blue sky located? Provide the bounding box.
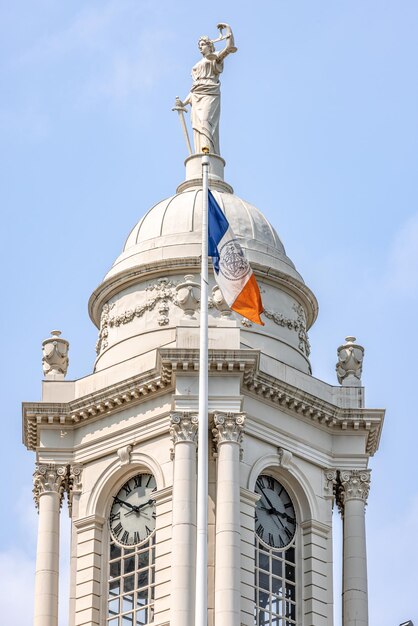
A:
[1,1,417,624]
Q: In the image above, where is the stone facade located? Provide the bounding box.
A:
[23,153,384,626]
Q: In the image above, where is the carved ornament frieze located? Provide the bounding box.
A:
[263,303,311,356]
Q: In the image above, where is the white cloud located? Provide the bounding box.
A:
[385,213,418,294]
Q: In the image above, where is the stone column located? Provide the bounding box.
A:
[212,412,245,626]
[338,470,371,626]
[169,411,198,626]
[33,463,67,626]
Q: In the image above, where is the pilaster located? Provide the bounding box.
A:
[73,514,105,626]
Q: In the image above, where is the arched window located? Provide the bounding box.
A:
[106,472,156,626]
[253,474,297,626]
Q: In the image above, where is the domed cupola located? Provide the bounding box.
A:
[89,154,318,374]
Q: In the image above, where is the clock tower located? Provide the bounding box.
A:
[23,28,384,626]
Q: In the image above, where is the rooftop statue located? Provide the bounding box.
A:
[173,23,237,156]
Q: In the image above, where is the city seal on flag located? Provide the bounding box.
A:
[219,239,251,281]
[208,189,264,325]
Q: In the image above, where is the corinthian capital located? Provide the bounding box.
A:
[337,469,371,514]
[67,465,82,517]
[33,463,68,509]
[212,412,245,446]
[170,412,199,445]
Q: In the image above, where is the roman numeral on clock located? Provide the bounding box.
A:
[256,523,264,539]
[110,511,120,523]
[123,483,132,496]
[113,522,123,537]
[133,475,142,488]
[134,532,141,544]
[121,531,130,544]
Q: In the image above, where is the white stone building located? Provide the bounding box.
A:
[23,150,384,626]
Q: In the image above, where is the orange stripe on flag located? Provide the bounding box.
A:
[231,273,264,325]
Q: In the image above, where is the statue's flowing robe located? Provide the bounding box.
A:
[190,56,223,155]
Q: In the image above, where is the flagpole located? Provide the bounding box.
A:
[195,152,209,626]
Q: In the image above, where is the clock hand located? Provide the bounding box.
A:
[259,488,277,513]
[114,497,140,513]
[137,498,155,511]
[123,498,155,517]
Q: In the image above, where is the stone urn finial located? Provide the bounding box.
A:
[336,336,364,386]
[175,275,201,318]
[42,330,69,379]
[211,285,232,317]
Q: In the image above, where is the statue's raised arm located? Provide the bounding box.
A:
[173,23,237,156]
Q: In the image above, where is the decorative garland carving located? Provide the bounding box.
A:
[96,279,177,354]
[96,302,114,354]
[33,463,68,510]
[336,469,371,515]
[262,303,310,356]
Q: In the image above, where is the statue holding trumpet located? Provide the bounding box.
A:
[173,23,237,156]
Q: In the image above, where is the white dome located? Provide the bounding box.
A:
[106,188,303,284]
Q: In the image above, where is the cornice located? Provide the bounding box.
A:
[23,364,173,451]
[242,367,384,456]
[23,347,384,458]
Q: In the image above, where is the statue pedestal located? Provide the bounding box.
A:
[176,153,233,193]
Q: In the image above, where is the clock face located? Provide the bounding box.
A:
[109,473,156,546]
[254,475,296,549]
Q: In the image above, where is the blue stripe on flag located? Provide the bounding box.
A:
[208,190,229,274]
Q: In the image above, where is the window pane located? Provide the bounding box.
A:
[138,551,149,569]
[285,547,295,563]
[285,600,296,621]
[123,575,135,593]
[137,570,149,589]
[122,594,134,613]
[110,543,121,560]
[258,552,269,571]
[136,608,148,626]
[271,595,283,615]
[258,590,270,611]
[285,583,295,602]
[108,619,118,626]
[137,587,149,607]
[108,598,119,616]
[109,579,120,597]
[121,613,133,626]
[124,556,135,574]
[259,572,269,591]
[272,558,282,578]
[285,564,295,582]
[110,561,121,579]
[271,576,283,596]
[257,607,270,626]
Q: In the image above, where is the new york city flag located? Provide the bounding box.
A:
[208,190,264,325]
